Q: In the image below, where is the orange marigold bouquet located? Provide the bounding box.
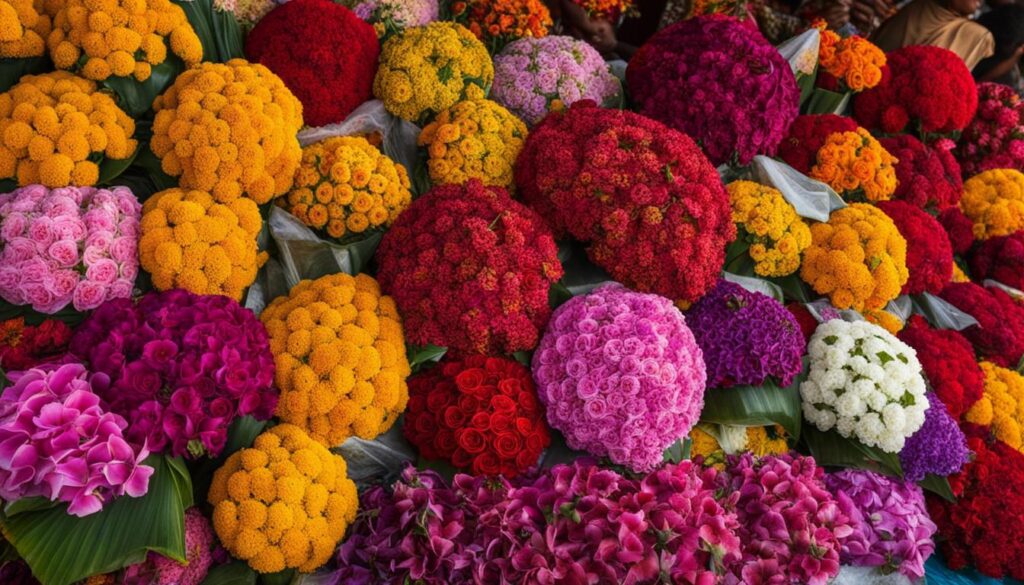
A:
[0,0,50,60]
[816,25,886,93]
[570,0,635,20]
[450,0,551,53]
[810,127,898,202]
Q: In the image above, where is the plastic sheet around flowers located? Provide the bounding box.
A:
[777,28,819,78]
[297,99,421,175]
[985,279,1024,301]
[833,566,918,585]
[805,298,863,323]
[268,206,382,290]
[887,295,914,323]
[910,292,979,331]
[336,423,417,489]
[752,155,846,222]
[723,271,784,302]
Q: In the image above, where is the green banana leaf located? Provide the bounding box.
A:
[698,374,804,440]
[2,455,192,585]
[804,88,850,115]
[801,424,903,478]
[408,343,447,373]
[201,561,257,585]
[103,54,185,118]
[175,0,245,63]
[0,300,87,327]
[97,146,139,185]
[919,474,956,503]
[0,56,50,93]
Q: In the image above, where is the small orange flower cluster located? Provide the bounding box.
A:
[816,23,886,92]
[450,0,551,52]
[810,128,898,202]
[570,0,634,19]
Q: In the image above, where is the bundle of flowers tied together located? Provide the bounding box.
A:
[726,180,811,277]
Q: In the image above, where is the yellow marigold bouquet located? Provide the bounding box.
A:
[373,22,493,123]
[151,59,304,205]
[0,0,50,58]
[418,98,526,188]
[47,0,202,82]
[283,136,412,241]
[800,203,909,311]
[960,168,1024,240]
[261,273,410,447]
[208,424,358,573]
[726,180,811,277]
[966,361,1024,452]
[0,71,136,187]
[817,26,886,93]
[139,188,268,300]
[810,128,898,202]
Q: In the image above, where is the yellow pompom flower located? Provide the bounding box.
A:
[209,424,358,574]
[373,22,494,123]
[46,0,200,81]
[283,136,411,241]
[151,59,304,204]
[726,180,811,277]
[139,188,267,300]
[809,128,898,202]
[418,98,526,188]
[0,0,51,58]
[800,203,909,311]
[960,168,1024,240]
[966,362,1024,453]
[260,273,411,447]
[0,71,136,187]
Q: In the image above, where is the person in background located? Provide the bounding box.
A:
[974,3,1024,90]
[871,0,995,70]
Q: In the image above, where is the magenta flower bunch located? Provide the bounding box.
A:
[0,363,153,517]
[69,290,277,459]
[121,507,216,585]
[957,82,1024,176]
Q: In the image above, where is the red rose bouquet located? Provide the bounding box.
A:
[0,317,71,371]
[376,180,562,355]
[853,46,977,136]
[927,424,1024,580]
[880,135,962,211]
[245,0,379,127]
[404,355,550,476]
[938,207,976,255]
[876,200,953,295]
[970,231,1024,290]
[777,114,858,174]
[514,101,734,302]
[898,315,984,419]
[626,16,799,165]
[957,82,1024,176]
[940,282,1024,368]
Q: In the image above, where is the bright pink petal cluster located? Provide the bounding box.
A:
[122,507,215,585]
[957,82,1024,176]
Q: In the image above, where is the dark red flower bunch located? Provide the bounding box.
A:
[897,315,984,419]
[404,355,550,476]
[939,282,1024,368]
[969,231,1024,290]
[879,134,962,211]
[786,302,818,344]
[939,207,976,255]
[625,16,799,165]
[514,101,735,302]
[245,0,379,127]
[0,318,71,371]
[876,200,953,294]
[376,180,563,355]
[777,114,859,174]
[853,46,977,135]
[927,423,1024,580]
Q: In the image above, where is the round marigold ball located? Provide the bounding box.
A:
[0,0,50,59]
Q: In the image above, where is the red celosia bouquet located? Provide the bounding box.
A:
[0,318,71,371]
[376,180,562,355]
[970,231,1024,290]
[897,315,984,419]
[777,114,858,174]
[404,355,550,477]
[245,0,380,127]
[940,282,1024,368]
[939,207,976,255]
[514,101,735,302]
[957,82,1024,177]
[876,200,953,295]
[854,46,977,136]
[880,135,962,211]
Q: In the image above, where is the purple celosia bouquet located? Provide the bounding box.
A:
[349,0,437,30]
[0,363,153,517]
[532,283,706,472]
[825,469,937,579]
[69,290,277,459]
[899,392,971,482]
[685,280,804,388]
[0,185,140,314]
[121,507,215,585]
[492,36,620,126]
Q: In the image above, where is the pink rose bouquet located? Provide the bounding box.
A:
[0,184,140,314]
[0,363,153,517]
[532,284,706,472]
[957,82,1024,176]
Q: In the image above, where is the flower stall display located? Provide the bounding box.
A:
[626,16,799,165]
[879,135,962,212]
[825,469,936,579]
[449,0,552,53]
[684,280,804,388]
[139,188,266,300]
[373,22,493,123]
[0,0,50,60]
[816,28,886,93]
[940,282,1024,368]
[404,355,549,477]
[726,180,811,277]
[0,72,137,187]
[245,0,379,127]
[957,82,1024,176]
[376,181,561,355]
[208,424,358,573]
[418,98,527,188]
[0,184,140,314]
[897,315,984,419]
[898,392,971,482]
[970,230,1024,290]
[0,317,71,370]
[800,203,909,311]
[853,45,977,136]
[959,168,1024,240]
[348,0,438,36]
[282,136,411,241]
[150,59,303,204]
[491,36,619,127]
[778,114,858,175]
[121,508,214,585]
[260,272,410,447]
[964,361,1024,452]
[875,200,953,295]
[533,284,706,472]
[0,363,154,517]
[47,0,202,82]
[800,319,928,453]
[515,101,735,301]
[70,290,277,458]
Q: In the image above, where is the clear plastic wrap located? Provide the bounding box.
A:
[752,155,846,222]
